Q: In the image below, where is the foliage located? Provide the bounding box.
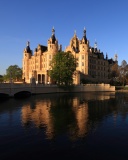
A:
[110,63,119,78]
[119,60,128,86]
[49,51,76,87]
[4,65,22,82]
[0,75,4,83]
[109,60,128,86]
[109,63,120,86]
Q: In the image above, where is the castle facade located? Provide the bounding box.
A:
[22,28,117,84]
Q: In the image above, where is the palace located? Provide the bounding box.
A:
[22,28,117,84]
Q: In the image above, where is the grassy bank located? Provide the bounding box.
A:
[115,86,128,91]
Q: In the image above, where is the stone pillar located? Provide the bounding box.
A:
[76,71,80,85]
[45,74,47,84]
[40,74,42,83]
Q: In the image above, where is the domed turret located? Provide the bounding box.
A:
[26,41,31,53]
[82,28,87,44]
[47,27,58,53]
[51,27,56,44]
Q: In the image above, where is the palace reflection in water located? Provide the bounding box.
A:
[1,91,128,159]
[21,92,116,140]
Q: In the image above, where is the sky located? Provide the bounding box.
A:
[0,0,128,75]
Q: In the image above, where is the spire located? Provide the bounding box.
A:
[52,26,55,35]
[82,27,87,43]
[114,54,118,61]
[74,30,77,37]
[94,39,97,49]
[106,53,108,60]
[83,27,86,36]
[26,41,31,53]
[51,27,56,44]
[27,41,30,46]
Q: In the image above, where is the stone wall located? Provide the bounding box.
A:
[0,83,115,97]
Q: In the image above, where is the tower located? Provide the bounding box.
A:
[47,27,58,53]
[22,41,32,81]
[79,28,89,53]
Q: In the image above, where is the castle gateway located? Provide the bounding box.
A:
[22,28,117,84]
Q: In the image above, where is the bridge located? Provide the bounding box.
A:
[0,83,57,98]
[0,83,115,98]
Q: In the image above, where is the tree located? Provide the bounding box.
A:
[119,60,128,86]
[49,51,76,86]
[110,63,119,78]
[109,63,120,85]
[4,65,22,82]
[0,75,4,83]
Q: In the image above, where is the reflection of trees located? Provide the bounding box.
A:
[115,92,128,121]
[21,92,128,141]
[88,99,117,123]
[50,95,77,136]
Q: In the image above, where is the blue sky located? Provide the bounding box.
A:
[0,0,128,75]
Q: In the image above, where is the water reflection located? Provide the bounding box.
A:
[73,102,88,138]
[21,101,54,139]
[2,92,128,159]
[21,92,116,140]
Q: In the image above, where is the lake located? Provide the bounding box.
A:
[0,91,128,160]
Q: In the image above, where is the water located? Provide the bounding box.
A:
[0,92,128,160]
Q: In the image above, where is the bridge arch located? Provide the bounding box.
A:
[14,91,31,98]
[0,93,10,101]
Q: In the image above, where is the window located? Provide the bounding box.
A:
[49,61,51,65]
[76,58,79,61]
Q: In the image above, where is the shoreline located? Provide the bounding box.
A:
[115,89,128,92]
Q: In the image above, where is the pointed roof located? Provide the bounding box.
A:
[74,30,77,38]
[82,27,87,43]
[51,27,56,44]
[26,41,31,53]
[94,40,97,49]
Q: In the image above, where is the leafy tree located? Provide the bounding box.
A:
[0,75,4,83]
[110,63,119,78]
[4,65,22,82]
[49,51,76,87]
[109,63,120,85]
[119,60,128,86]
